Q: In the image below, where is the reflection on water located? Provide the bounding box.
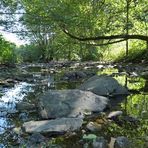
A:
[123,94,148,118]
[0,118,7,134]
[0,82,32,134]
[96,66,148,147]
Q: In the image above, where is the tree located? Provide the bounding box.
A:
[0,0,147,61]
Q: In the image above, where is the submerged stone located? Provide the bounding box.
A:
[23,117,83,133]
[92,137,108,148]
[114,136,131,148]
[38,89,108,119]
[79,75,129,96]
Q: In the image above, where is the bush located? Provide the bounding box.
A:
[0,35,17,64]
[102,40,147,62]
[16,44,42,62]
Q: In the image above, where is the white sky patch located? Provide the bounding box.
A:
[1,30,27,46]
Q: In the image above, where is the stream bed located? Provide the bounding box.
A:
[0,61,148,147]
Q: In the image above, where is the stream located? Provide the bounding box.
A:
[0,62,147,147]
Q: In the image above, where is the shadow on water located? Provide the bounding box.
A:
[0,63,147,147]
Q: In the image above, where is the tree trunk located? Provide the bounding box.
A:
[126,0,129,56]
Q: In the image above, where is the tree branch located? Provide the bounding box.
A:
[86,39,126,46]
[62,29,148,42]
[72,39,126,47]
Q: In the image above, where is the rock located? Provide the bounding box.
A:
[21,133,47,148]
[38,89,108,119]
[19,112,29,121]
[13,127,23,135]
[79,75,129,96]
[107,111,123,119]
[16,102,36,112]
[5,78,16,83]
[46,143,62,148]
[19,73,34,79]
[28,133,46,144]
[92,137,108,148]
[62,70,96,81]
[141,110,148,119]
[23,117,83,134]
[112,115,139,127]
[109,137,116,148]
[0,81,14,88]
[62,71,87,80]
[114,136,131,148]
[141,71,148,77]
[86,122,102,132]
[83,134,97,141]
[123,116,140,126]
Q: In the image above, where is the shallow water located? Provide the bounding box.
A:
[0,63,147,147]
[0,82,32,135]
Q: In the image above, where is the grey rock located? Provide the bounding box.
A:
[86,122,102,132]
[92,137,108,148]
[23,117,83,133]
[28,133,46,144]
[62,71,87,80]
[107,111,123,119]
[19,112,29,121]
[114,136,131,148]
[79,75,129,96]
[38,89,108,119]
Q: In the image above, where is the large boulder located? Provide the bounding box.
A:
[23,117,83,134]
[38,89,108,119]
[79,75,129,96]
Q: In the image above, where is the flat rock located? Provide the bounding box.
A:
[38,89,108,119]
[23,117,83,133]
[79,75,129,96]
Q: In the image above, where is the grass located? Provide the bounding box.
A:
[102,40,147,63]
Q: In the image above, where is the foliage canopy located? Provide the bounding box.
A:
[0,0,147,62]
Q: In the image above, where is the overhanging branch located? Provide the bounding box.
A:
[87,39,126,46]
[63,29,148,42]
[73,39,126,47]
